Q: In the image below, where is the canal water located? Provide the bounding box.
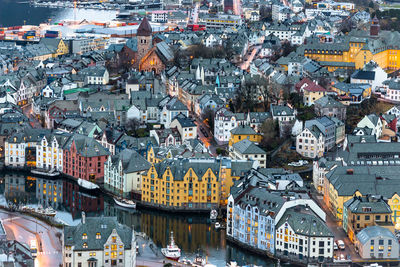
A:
[0,172,276,267]
[0,0,117,27]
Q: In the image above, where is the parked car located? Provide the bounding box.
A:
[337,240,345,250]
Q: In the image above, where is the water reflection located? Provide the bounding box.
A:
[0,172,275,266]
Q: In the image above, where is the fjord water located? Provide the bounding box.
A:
[0,0,116,27]
[0,172,275,266]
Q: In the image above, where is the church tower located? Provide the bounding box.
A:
[137,17,152,63]
[370,16,380,37]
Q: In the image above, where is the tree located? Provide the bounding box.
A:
[126,118,140,135]
[260,118,280,151]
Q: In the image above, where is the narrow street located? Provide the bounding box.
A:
[22,103,42,128]
[312,194,360,263]
[0,210,62,267]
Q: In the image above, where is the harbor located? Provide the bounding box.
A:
[0,170,276,266]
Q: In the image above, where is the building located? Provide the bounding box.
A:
[80,67,109,85]
[275,207,334,263]
[224,0,241,15]
[227,177,329,263]
[160,97,189,129]
[270,104,296,124]
[228,125,262,147]
[62,134,110,182]
[305,117,336,152]
[350,61,387,92]
[199,14,242,30]
[343,195,394,243]
[229,139,267,168]
[214,108,245,145]
[356,114,382,139]
[36,178,63,209]
[170,114,197,142]
[296,126,325,159]
[356,226,399,260]
[323,165,400,226]
[36,132,70,172]
[312,158,338,194]
[295,78,327,106]
[104,149,151,198]
[141,157,254,209]
[70,37,108,54]
[314,96,347,121]
[63,214,136,267]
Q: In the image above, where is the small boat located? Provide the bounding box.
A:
[161,231,181,261]
[210,209,217,220]
[31,168,60,177]
[77,179,99,190]
[113,197,136,209]
[193,253,207,266]
[215,222,221,229]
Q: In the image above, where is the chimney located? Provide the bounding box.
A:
[81,211,86,224]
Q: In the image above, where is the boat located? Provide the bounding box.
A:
[215,222,221,229]
[161,231,181,261]
[192,253,207,266]
[113,197,136,209]
[210,209,217,220]
[31,168,60,177]
[77,178,99,190]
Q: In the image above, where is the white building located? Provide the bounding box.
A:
[356,114,382,139]
[351,61,387,93]
[312,158,337,193]
[160,97,189,129]
[104,149,151,196]
[270,104,296,123]
[81,67,109,85]
[170,114,197,142]
[296,126,325,159]
[36,133,70,171]
[214,107,245,144]
[63,214,136,267]
[275,207,334,262]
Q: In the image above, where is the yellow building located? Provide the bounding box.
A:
[323,166,400,229]
[39,38,69,57]
[141,157,253,209]
[300,18,400,72]
[228,125,262,147]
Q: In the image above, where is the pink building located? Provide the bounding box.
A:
[63,134,109,182]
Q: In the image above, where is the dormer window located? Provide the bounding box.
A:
[83,242,88,249]
[96,233,101,239]
[82,233,87,239]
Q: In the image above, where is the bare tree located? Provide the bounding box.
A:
[202,108,215,133]
[125,118,140,135]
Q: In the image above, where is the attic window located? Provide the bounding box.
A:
[83,242,88,249]
[96,233,101,239]
[82,233,87,239]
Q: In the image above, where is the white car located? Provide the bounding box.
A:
[337,240,345,250]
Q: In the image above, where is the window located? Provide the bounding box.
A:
[82,233,87,239]
[96,233,101,239]
[83,243,88,249]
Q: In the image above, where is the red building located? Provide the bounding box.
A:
[63,134,110,182]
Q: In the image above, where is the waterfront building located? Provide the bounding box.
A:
[356,226,399,259]
[275,207,334,264]
[39,38,69,57]
[5,128,47,168]
[63,213,136,267]
[227,172,327,262]
[228,125,262,147]
[62,134,110,182]
[36,132,70,172]
[343,195,394,243]
[141,157,254,209]
[104,149,151,198]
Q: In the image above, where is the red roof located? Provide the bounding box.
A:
[295,78,327,93]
